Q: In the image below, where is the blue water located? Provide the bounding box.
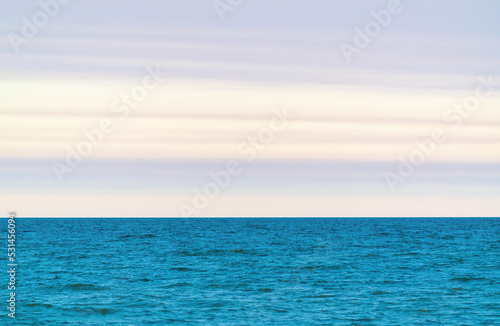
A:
[3,218,499,325]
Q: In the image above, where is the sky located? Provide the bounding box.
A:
[1,0,499,217]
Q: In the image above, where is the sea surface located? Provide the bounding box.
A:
[2,218,499,325]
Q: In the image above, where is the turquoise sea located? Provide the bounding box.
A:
[3,218,499,325]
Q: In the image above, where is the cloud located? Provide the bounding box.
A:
[1,0,499,216]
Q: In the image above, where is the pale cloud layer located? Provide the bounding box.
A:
[4,195,500,218]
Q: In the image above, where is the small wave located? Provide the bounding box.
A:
[231,249,246,253]
[140,234,156,238]
[270,308,289,313]
[206,249,226,255]
[25,303,53,308]
[372,290,389,295]
[485,303,500,309]
[177,249,225,257]
[301,265,322,270]
[417,309,435,313]
[166,282,192,288]
[169,267,193,272]
[118,234,134,239]
[395,252,420,256]
[207,283,221,287]
[451,277,488,282]
[71,307,114,315]
[67,284,104,291]
[382,280,399,284]
[209,302,230,308]
[315,279,329,283]
[69,283,95,288]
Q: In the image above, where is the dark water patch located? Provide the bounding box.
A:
[451,277,489,282]
[169,267,194,272]
[301,265,324,270]
[67,284,105,291]
[362,253,385,258]
[177,249,226,257]
[352,318,373,322]
[118,234,135,239]
[382,280,400,284]
[310,294,336,298]
[140,234,156,238]
[372,290,390,295]
[270,308,289,313]
[206,249,226,255]
[207,283,221,287]
[394,252,420,256]
[230,249,266,256]
[313,279,329,284]
[206,283,231,289]
[417,309,435,313]
[300,265,340,271]
[25,303,54,308]
[70,307,114,315]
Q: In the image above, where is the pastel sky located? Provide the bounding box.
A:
[1,0,499,217]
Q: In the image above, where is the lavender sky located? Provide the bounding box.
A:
[1,0,500,217]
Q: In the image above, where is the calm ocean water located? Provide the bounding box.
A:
[2,218,499,325]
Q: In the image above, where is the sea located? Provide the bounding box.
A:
[2,218,499,325]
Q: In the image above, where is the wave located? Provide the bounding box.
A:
[67,284,106,291]
[70,307,114,315]
[169,267,194,272]
[451,277,489,282]
[25,303,54,308]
